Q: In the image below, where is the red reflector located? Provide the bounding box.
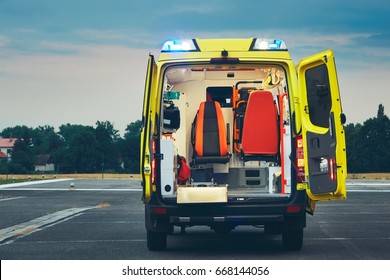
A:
[152,207,167,215]
[287,205,302,213]
[329,158,336,181]
[151,158,156,184]
[296,135,305,183]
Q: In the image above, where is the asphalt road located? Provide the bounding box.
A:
[0,179,389,260]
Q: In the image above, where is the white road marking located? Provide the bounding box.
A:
[13,239,147,244]
[347,189,390,193]
[0,187,142,191]
[0,196,25,202]
[0,206,94,244]
[347,182,390,186]
[306,237,390,240]
[0,179,72,189]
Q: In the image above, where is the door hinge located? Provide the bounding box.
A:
[304,105,309,114]
[143,165,151,174]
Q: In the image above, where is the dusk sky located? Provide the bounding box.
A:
[1,0,389,135]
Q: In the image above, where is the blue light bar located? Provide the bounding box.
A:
[250,38,287,51]
[161,39,199,52]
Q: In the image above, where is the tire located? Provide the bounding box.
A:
[282,229,303,251]
[147,230,167,251]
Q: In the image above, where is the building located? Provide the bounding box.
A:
[34,154,55,172]
[0,138,17,162]
[0,150,7,162]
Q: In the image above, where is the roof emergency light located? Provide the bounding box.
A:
[250,39,287,51]
[161,39,199,52]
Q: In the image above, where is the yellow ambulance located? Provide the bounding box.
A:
[140,38,347,251]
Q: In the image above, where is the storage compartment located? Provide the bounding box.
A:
[239,167,268,189]
[160,139,177,196]
[163,103,180,131]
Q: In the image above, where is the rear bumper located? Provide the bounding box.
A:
[170,214,284,225]
[145,195,306,233]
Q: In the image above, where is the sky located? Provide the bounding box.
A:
[1,0,389,135]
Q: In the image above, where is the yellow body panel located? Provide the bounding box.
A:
[297,50,347,201]
[140,55,157,202]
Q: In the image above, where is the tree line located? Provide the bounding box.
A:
[1,104,389,174]
[0,120,142,174]
[345,104,390,173]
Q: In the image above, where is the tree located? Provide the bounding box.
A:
[346,104,390,172]
[95,121,119,142]
[0,126,35,174]
[345,123,362,172]
[31,126,61,152]
[1,122,128,174]
[377,104,385,119]
[10,139,34,173]
[95,121,121,172]
[1,125,33,142]
[119,120,142,173]
[70,128,100,173]
[57,124,100,173]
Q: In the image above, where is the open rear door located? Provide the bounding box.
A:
[140,55,157,202]
[297,49,347,202]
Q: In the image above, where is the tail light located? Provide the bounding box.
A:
[151,158,156,184]
[319,157,336,181]
[296,135,305,183]
[329,158,336,181]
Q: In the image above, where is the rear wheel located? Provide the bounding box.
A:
[147,230,167,251]
[282,229,303,251]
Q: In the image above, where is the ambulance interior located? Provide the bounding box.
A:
[160,64,292,200]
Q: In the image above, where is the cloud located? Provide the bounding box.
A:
[0,34,10,46]
[154,1,225,15]
[339,69,390,124]
[74,28,160,49]
[0,43,152,134]
[0,0,389,132]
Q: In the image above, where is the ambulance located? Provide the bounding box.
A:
[140,38,347,251]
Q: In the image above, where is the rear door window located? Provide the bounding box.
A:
[305,64,332,128]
